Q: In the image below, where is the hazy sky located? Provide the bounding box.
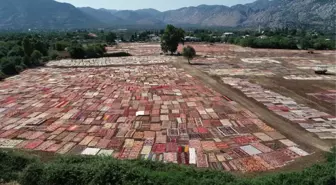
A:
[56,0,256,11]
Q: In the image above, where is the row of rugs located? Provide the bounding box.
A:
[0,137,308,173]
[221,77,336,139]
[46,56,173,67]
[308,90,336,103]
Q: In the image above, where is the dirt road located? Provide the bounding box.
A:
[173,59,333,152]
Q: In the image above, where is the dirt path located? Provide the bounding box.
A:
[172,60,333,152]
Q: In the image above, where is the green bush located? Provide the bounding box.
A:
[39,164,92,185]
[0,50,6,59]
[326,147,336,163]
[55,41,70,51]
[1,58,19,75]
[84,44,106,59]
[19,162,44,185]
[68,44,108,59]
[22,55,31,67]
[31,50,43,66]
[85,46,101,58]
[88,159,126,185]
[33,40,49,56]
[15,65,25,73]
[68,45,86,59]
[49,50,59,60]
[0,71,6,80]
[0,151,36,183]
[17,155,237,185]
[7,46,24,57]
[0,148,334,185]
[42,56,50,63]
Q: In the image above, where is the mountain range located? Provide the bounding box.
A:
[0,0,335,30]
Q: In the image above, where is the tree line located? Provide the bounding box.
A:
[160,26,335,52]
[222,28,335,50]
[225,36,335,50]
[1,27,334,79]
[0,147,335,185]
[0,31,121,79]
[0,36,50,79]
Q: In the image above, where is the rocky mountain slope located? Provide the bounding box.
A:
[80,7,164,26]
[0,0,334,30]
[158,0,335,30]
[0,0,101,29]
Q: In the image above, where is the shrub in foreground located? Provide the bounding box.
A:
[0,148,334,185]
[0,151,36,183]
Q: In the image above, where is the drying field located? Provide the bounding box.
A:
[222,77,336,140]
[0,43,334,173]
[106,43,162,56]
[47,56,173,67]
[187,44,336,139]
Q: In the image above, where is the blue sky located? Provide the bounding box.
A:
[56,0,256,11]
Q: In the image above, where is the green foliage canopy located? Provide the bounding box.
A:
[161,25,185,54]
[68,45,86,59]
[106,32,117,45]
[0,147,335,185]
[31,50,43,66]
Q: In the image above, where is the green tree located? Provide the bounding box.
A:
[239,38,255,47]
[0,71,6,80]
[31,50,43,66]
[22,55,31,67]
[0,57,24,75]
[130,35,136,42]
[227,37,235,44]
[55,41,68,51]
[182,46,196,64]
[33,40,48,56]
[0,42,10,55]
[298,38,312,49]
[85,46,100,58]
[7,46,24,57]
[161,25,185,54]
[22,37,34,67]
[106,32,117,45]
[68,45,85,59]
[22,37,33,57]
[49,51,59,60]
[0,50,6,59]
[84,44,105,59]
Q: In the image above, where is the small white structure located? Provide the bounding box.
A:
[150,36,161,42]
[185,36,201,42]
[258,35,268,39]
[221,32,234,38]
